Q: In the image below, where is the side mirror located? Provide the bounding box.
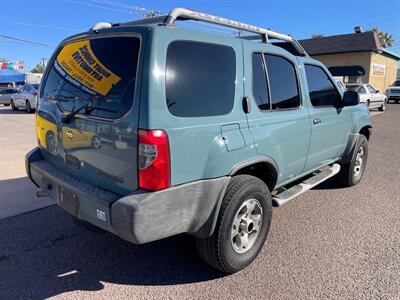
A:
[342,90,359,106]
[375,90,380,93]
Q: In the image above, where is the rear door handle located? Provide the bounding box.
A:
[313,118,322,125]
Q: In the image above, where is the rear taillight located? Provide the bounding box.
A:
[32,91,38,96]
[138,129,170,191]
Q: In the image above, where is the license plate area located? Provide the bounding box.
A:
[59,187,80,216]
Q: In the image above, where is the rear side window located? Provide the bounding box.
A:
[358,86,367,93]
[252,53,270,110]
[264,54,300,109]
[166,41,236,117]
[42,36,140,119]
[305,65,340,107]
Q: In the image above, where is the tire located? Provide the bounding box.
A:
[365,100,370,109]
[26,100,33,113]
[10,99,17,111]
[378,99,386,111]
[3,103,10,106]
[196,175,272,273]
[337,135,368,187]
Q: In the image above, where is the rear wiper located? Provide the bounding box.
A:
[61,103,118,123]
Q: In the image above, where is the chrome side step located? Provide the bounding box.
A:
[272,164,341,207]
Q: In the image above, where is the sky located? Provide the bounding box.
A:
[1,0,399,71]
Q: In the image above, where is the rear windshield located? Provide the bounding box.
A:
[33,84,39,90]
[42,36,140,119]
[345,85,360,91]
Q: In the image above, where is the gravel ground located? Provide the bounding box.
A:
[0,104,399,300]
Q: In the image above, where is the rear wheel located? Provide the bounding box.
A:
[196,175,272,273]
[3,103,10,106]
[337,135,368,187]
[365,100,370,109]
[378,99,386,111]
[10,99,17,111]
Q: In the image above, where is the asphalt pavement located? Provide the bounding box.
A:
[0,104,399,299]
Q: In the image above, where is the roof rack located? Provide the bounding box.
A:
[121,7,308,56]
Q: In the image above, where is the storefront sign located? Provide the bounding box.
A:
[371,63,386,77]
[56,40,121,96]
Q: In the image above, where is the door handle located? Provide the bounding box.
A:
[313,118,322,125]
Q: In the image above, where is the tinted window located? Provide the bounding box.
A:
[252,54,270,110]
[392,80,400,86]
[366,85,376,93]
[32,84,39,90]
[166,41,235,117]
[42,36,140,119]
[346,85,360,91]
[305,65,340,106]
[358,86,367,93]
[264,54,300,109]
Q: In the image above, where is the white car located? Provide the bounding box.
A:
[10,84,39,113]
[345,83,387,111]
[386,80,400,103]
[0,87,19,106]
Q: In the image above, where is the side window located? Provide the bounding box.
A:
[264,54,300,109]
[166,41,236,117]
[358,86,367,94]
[366,85,376,93]
[252,53,270,110]
[305,65,340,107]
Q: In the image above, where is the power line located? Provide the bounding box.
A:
[0,34,50,47]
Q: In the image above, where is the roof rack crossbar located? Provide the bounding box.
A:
[122,7,308,56]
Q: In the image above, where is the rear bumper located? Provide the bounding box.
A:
[26,147,229,244]
[0,99,11,104]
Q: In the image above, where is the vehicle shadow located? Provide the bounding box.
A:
[0,203,225,299]
[0,107,28,114]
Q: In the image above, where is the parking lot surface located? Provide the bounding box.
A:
[0,105,399,299]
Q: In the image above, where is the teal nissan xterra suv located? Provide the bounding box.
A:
[26,8,372,273]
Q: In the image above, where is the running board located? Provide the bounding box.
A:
[272,164,341,207]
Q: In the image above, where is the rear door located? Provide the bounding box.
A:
[243,43,311,185]
[38,33,143,195]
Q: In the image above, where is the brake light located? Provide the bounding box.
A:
[138,129,170,191]
[32,91,38,96]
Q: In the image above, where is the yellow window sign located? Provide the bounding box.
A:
[56,40,121,96]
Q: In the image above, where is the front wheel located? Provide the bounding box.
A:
[337,135,368,187]
[10,99,17,111]
[26,100,33,113]
[196,175,272,273]
[378,99,386,111]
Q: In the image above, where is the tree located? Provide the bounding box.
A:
[137,9,161,19]
[311,34,324,39]
[31,63,44,73]
[370,28,395,48]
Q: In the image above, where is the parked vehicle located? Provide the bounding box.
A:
[10,83,39,113]
[0,87,18,106]
[346,83,387,111]
[386,80,400,103]
[26,8,372,273]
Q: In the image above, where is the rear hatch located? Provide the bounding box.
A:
[37,33,142,195]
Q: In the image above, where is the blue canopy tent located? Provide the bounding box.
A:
[0,69,25,84]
